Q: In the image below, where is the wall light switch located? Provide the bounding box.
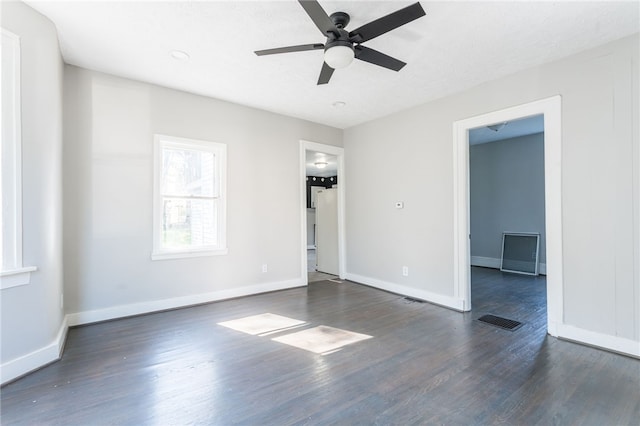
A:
[395,202,404,209]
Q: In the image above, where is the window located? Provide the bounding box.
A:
[1,28,36,289]
[152,134,227,260]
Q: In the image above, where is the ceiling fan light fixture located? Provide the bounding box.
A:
[254,1,426,85]
[315,161,329,169]
[324,44,354,69]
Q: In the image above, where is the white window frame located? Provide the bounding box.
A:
[1,28,36,290]
[152,134,227,260]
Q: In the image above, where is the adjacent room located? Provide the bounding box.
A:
[1,1,639,424]
[305,149,340,283]
[469,115,547,332]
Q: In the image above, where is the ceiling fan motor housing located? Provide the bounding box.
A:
[324,37,353,52]
[329,11,350,29]
[324,15,354,54]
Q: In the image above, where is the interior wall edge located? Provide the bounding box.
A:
[1,0,66,370]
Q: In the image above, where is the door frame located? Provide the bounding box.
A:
[452,96,563,336]
[299,140,346,284]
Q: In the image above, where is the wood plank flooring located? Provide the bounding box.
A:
[2,267,639,425]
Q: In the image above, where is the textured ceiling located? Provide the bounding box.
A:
[25,1,640,129]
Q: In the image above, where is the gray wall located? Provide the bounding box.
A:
[63,66,342,318]
[344,34,639,344]
[1,2,65,368]
[469,133,546,265]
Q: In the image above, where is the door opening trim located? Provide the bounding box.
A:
[452,96,563,336]
[300,140,346,284]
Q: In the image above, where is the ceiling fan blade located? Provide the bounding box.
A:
[349,2,425,43]
[355,46,406,71]
[255,43,324,56]
[298,0,339,37]
[317,62,334,85]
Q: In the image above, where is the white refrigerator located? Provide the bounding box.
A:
[315,188,339,275]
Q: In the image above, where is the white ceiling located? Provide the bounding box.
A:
[25,1,639,129]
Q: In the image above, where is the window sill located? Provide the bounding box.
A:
[1,266,37,290]
[151,248,228,261]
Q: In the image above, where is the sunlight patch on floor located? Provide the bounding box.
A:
[272,325,372,355]
[218,313,306,335]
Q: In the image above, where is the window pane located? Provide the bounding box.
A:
[161,148,215,197]
[162,198,217,249]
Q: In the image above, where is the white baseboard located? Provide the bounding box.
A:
[345,273,465,311]
[471,256,547,275]
[67,278,304,327]
[4,276,637,386]
[470,256,501,269]
[1,315,68,385]
[2,279,304,385]
[557,324,640,358]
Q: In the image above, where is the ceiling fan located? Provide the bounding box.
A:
[255,0,426,85]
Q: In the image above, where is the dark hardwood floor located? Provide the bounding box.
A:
[2,267,639,425]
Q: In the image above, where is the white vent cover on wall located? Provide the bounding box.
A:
[500,232,540,276]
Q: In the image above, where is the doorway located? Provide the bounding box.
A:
[468,115,547,330]
[299,141,345,285]
[452,96,563,336]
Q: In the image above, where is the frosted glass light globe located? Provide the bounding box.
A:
[324,45,355,69]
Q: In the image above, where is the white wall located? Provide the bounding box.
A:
[344,34,639,351]
[63,66,342,323]
[1,2,66,382]
[469,133,546,265]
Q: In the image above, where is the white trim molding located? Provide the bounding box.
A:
[0,266,37,289]
[1,316,68,385]
[557,324,640,359]
[453,96,563,336]
[1,28,37,285]
[1,279,305,385]
[152,134,227,261]
[299,141,346,283]
[346,273,465,311]
[67,279,304,326]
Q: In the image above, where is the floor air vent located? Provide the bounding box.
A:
[477,314,523,331]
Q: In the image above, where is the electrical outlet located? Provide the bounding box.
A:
[262,264,268,273]
[402,266,409,276]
